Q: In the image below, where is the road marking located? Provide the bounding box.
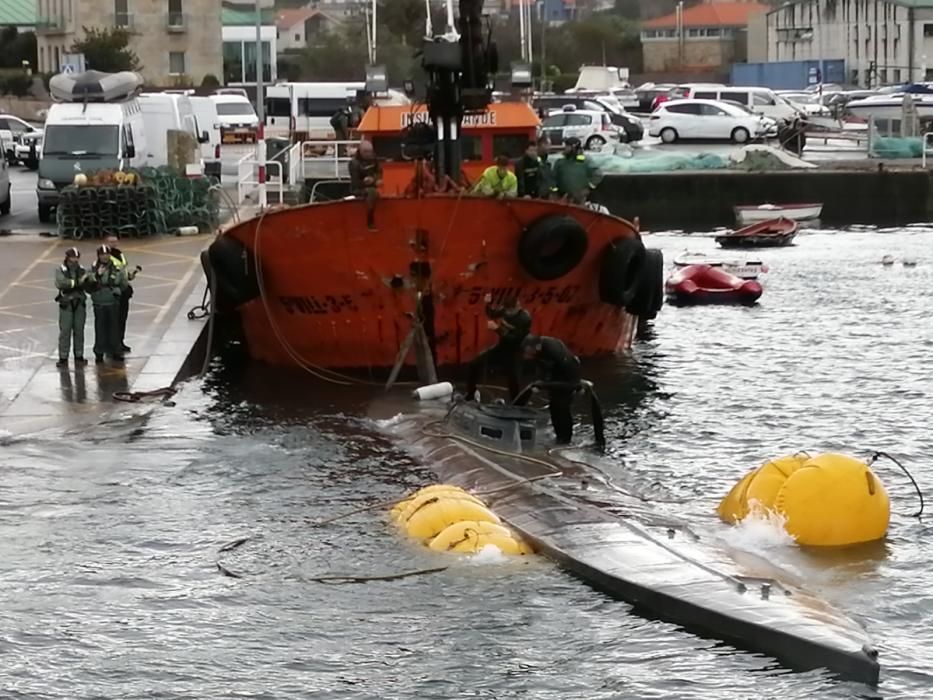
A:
[148,256,201,332]
[0,239,58,305]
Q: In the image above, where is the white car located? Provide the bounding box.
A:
[209,94,259,142]
[649,99,769,144]
[776,91,832,117]
[0,114,39,163]
[541,107,621,151]
[13,130,43,167]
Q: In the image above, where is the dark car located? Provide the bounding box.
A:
[532,94,643,142]
[634,84,677,113]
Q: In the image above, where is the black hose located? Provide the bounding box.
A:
[868,451,924,518]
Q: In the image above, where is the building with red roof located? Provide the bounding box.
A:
[640,1,769,73]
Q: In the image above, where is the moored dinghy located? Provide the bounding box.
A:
[735,202,822,225]
[716,217,799,249]
[666,264,762,305]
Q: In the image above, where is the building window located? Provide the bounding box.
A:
[894,69,901,83]
[115,0,129,27]
[169,51,186,75]
[54,46,60,71]
[924,23,933,37]
[168,0,184,26]
[294,33,300,41]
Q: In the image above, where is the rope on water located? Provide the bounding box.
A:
[867,451,925,518]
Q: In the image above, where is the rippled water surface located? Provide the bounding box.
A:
[2,225,932,699]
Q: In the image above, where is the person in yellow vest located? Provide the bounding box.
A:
[104,234,140,354]
[472,155,518,199]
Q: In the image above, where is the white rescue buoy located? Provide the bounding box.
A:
[411,382,454,401]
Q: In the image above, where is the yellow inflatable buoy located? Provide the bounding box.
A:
[718,453,809,523]
[394,487,486,524]
[429,520,533,555]
[404,497,501,540]
[717,453,890,546]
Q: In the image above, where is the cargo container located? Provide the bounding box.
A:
[730,60,846,90]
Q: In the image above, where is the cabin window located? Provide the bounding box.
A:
[299,97,348,118]
[492,134,530,159]
[519,428,533,441]
[371,136,403,160]
[480,426,504,439]
[461,135,483,161]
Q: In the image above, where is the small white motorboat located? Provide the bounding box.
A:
[735,202,823,225]
[674,251,768,280]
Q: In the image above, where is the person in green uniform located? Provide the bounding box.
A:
[550,136,603,204]
[54,247,89,368]
[87,244,127,364]
[104,233,140,354]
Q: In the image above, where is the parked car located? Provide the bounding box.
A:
[0,131,10,216]
[635,83,677,113]
[651,83,725,112]
[0,114,40,164]
[533,94,643,142]
[14,130,43,169]
[540,107,621,150]
[776,91,832,117]
[648,99,769,144]
[666,85,803,123]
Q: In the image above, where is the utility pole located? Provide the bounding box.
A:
[255,0,266,209]
[540,1,547,91]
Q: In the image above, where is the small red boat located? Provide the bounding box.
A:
[665,264,762,305]
[715,217,799,249]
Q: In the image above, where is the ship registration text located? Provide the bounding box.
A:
[401,112,497,128]
[454,285,580,305]
[279,295,358,315]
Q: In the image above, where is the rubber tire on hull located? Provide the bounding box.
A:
[518,215,589,282]
[598,237,646,308]
[207,235,260,307]
[625,248,664,319]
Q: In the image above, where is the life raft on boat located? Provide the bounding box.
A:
[715,217,799,249]
[665,264,762,305]
[49,70,144,103]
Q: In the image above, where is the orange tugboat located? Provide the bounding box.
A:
[206,0,660,378]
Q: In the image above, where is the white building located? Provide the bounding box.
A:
[756,0,933,87]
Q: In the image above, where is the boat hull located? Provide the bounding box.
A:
[218,196,643,370]
[372,397,881,685]
[735,204,822,225]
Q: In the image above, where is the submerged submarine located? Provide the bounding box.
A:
[371,388,881,686]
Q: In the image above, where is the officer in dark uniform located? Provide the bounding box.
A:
[516,334,582,444]
[88,245,127,364]
[104,234,140,354]
[349,140,382,230]
[465,293,532,402]
[54,247,89,368]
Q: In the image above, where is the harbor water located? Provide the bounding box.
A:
[1,225,931,699]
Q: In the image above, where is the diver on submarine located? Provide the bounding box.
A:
[465,293,532,402]
[514,334,582,445]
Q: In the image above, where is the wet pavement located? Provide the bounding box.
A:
[0,234,212,434]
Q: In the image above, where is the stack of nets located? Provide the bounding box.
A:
[56,167,220,240]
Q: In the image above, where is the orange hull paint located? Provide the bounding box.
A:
[224,196,640,369]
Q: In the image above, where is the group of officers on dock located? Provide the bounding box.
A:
[54,236,139,368]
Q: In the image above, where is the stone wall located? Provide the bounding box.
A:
[642,38,734,72]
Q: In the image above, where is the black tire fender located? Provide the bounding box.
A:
[518,215,589,282]
[625,248,664,319]
[207,235,260,307]
[598,237,646,308]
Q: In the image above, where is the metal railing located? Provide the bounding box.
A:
[236,154,283,207]
[922,132,933,168]
[299,140,357,181]
[111,12,135,29]
[166,12,187,30]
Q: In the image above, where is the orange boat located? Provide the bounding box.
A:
[206,0,661,378]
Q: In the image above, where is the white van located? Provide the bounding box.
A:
[189,96,222,179]
[673,84,803,123]
[0,131,10,216]
[139,92,206,172]
[264,81,364,140]
[210,94,259,143]
[37,99,148,222]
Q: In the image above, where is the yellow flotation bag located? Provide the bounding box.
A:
[390,484,478,520]
[717,452,890,546]
[394,487,487,525]
[717,453,809,523]
[429,520,533,555]
[403,497,501,540]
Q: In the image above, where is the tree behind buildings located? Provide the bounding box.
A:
[71,27,142,73]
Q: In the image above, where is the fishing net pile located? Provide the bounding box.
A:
[56,167,220,239]
[869,137,923,159]
[589,144,815,174]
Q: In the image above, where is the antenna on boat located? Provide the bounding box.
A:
[424,0,433,37]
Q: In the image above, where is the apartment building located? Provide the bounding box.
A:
[35,0,223,85]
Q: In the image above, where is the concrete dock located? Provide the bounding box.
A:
[0,233,213,434]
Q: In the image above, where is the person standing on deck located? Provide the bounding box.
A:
[465,294,532,402]
[551,137,603,205]
[514,141,545,198]
[349,141,382,230]
[515,334,582,445]
[473,155,518,199]
[54,247,89,368]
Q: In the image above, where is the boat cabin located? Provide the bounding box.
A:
[355,101,540,194]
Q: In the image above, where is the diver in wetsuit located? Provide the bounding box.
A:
[515,334,582,445]
[465,294,532,402]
